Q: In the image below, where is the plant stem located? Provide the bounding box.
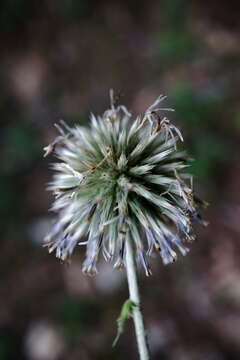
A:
[125,236,151,360]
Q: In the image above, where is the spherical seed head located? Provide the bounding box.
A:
[44,92,207,275]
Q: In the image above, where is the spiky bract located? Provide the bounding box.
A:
[44,93,206,275]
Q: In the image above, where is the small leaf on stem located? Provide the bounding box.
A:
[112,299,137,347]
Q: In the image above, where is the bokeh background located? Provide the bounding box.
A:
[1,1,240,359]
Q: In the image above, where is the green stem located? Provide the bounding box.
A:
[125,235,151,360]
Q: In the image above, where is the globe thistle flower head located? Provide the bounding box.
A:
[44,91,207,276]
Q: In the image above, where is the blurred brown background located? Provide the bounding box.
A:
[1,0,240,359]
